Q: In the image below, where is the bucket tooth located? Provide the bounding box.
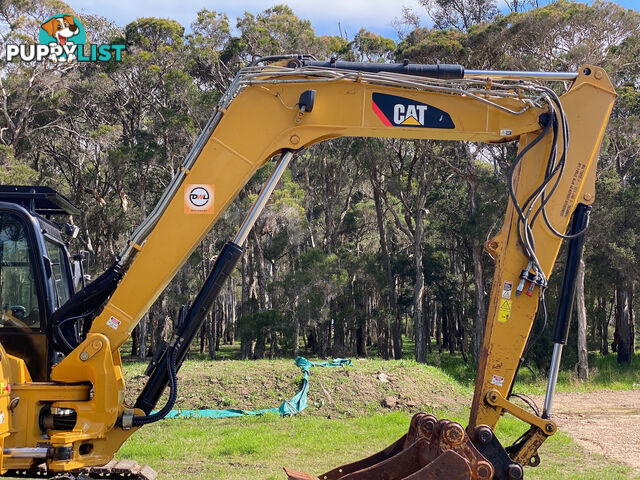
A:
[283,467,320,480]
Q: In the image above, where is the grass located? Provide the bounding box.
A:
[114,341,639,478]
[367,337,640,394]
[512,352,640,395]
[117,412,637,480]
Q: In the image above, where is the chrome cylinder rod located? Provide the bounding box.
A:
[233,151,295,246]
[544,204,591,419]
[543,343,564,418]
[3,447,49,458]
[465,70,578,81]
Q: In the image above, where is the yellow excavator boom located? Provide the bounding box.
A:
[0,57,615,479]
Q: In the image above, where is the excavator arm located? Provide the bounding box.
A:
[0,58,615,479]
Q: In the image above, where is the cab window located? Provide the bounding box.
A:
[0,213,40,329]
[45,239,71,308]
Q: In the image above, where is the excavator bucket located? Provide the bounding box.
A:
[284,414,493,480]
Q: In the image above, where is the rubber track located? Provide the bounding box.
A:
[2,460,157,480]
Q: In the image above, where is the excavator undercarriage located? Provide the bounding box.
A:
[5,460,157,480]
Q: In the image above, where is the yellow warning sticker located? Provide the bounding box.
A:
[498,299,512,323]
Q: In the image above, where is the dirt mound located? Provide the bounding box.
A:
[123,358,467,418]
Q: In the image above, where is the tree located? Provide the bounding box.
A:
[351,29,395,62]
[373,140,443,363]
[187,10,236,92]
[576,255,589,379]
[420,0,498,31]
[236,5,320,60]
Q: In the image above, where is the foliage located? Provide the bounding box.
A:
[0,0,637,370]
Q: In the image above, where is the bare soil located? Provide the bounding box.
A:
[538,390,640,473]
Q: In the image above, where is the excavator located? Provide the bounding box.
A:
[0,56,615,480]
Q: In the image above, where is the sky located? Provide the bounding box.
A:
[65,0,640,42]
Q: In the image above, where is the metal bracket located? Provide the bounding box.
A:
[486,389,556,435]
[487,388,556,465]
[505,426,549,468]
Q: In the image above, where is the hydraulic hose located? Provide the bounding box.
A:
[118,344,179,427]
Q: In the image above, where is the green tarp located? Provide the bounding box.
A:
[164,356,352,419]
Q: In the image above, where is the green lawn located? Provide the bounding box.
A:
[118,412,637,480]
[115,351,640,479]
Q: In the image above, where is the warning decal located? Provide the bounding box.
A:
[491,374,505,387]
[502,281,513,299]
[498,299,512,323]
[106,316,121,330]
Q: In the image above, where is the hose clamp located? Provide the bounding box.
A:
[121,409,134,430]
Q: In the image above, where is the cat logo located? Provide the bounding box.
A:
[372,93,455,129]
[394,104,430,126]
[184,184,214,213]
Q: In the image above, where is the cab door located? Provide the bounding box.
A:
[0,207,50,381]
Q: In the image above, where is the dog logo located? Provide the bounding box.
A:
[38,14,86,62]
[4,14,124,63]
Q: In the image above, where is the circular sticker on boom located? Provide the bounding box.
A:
[184,184,214,213]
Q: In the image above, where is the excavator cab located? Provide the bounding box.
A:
[0,186,81,381]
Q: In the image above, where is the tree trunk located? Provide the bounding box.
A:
[252,229,269,310]
[615,282,634,365]
[228,278,236,344]
[293,308,300,358]
[599,296,611,355]
[356,314,368,357]
[576,256,589,380]
[206,310,216,360]
[457,309,468,363]
[241,339,255,360]
[240,248,252,321]
[137,314,148,362]
[447,306,457,355]
[317,321,331,359]
[423,291,431,355]
[471,242,486,364]
[333,315,346,357]
[131,325,139,357]
[254,326,266,359]
[435,308,442,348]
[440,306,448,353]
[413,219,427,363]
[371,167,400,359]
